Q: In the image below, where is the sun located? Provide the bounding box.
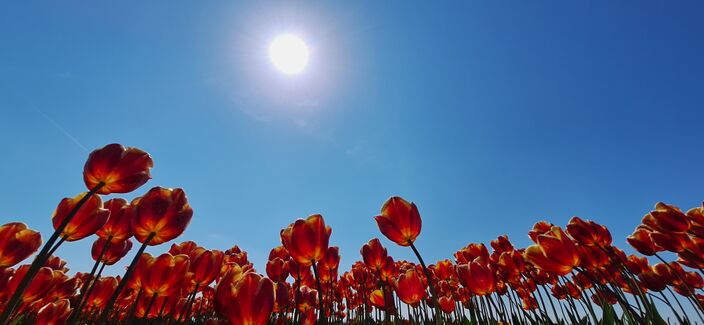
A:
[268,34,310,75]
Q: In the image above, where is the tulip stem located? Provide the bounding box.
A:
[69,236,112,325]
[408,242,440,325]
[0,182,104,324]
[311,262,327,325]
[98,232,155,324]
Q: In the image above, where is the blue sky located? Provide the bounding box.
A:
[1,2,703,275]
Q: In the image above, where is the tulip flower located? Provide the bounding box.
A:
[266,257,290,283]
[648,202,690,233]
[566,216,612,247]
[438,296,455,314]
[36,299,71,325]
[457,258,495,296]
[85,277,118,309]
[280,214,331,267]
[96,198,133,243]
[369,289,385,308]
[393,269,426,305]
[374,196,421,247]
[361,238,388,271]
[91,238,133,265]
[627,228,662,256]
[141,253,190,298]
[83,143,153,195]
[191,249,224,288]
[0,222,42,268]
[8,265,55,303]
[214,271,275,325]
[52,193,110,242]
[132,187,193,245]
[524,226,580,276]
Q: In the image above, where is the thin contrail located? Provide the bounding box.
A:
[33,107,89,153]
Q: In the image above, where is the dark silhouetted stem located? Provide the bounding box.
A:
[0,182,104,324]
[409,242,440,325]
[98,232,155,324]
[311,261,327,325]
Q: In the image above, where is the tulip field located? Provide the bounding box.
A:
[2,143,704,325]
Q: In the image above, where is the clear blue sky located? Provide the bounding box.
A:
[1,2,703,275]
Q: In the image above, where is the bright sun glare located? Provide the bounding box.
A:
[269,34,310,75]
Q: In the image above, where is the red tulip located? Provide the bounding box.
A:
[280,214,331,266]
[85,277,118,309]
[565,217,612,247]
[524,226,580,276]
[83,143,153,194]
[361,238,388,271]
[91,238,133,265]
[627,228,662,256]
[648,202,690,233]
[0,222,42,268]
[374,196,421,246]
[8,265,55,303]
[132,187,193,245]
[438,296,455,314]
[96,198,133,243]
[457,258,495,296]
[393,269,426,305]
[52,193,109,241]
[191,250,224,287]
[214,271,275,325]
[266,257,290,282]
[35,299,71,325]
[141,253,190,297]
[369,289,385,308]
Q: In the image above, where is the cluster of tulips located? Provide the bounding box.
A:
[0,143,703,325]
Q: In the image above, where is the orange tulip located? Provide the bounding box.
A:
[321,246,340,271]
[44,256,68,273]
[8,265,55,302]
[266,257,290,283]
[132,187,193,245]
[280,214,331,266]
[490,235,514,254]
[686,206,704,238]
[369,289,385,308]
[128,253,154,292]
[214,271,275,325]
[361,238,388,271]
[85,277,118,309]
[141,253,190,297]
[650,231,691,253]
[296,285,319,312]
[52,193,109,241]
[96,198,133,243]
[627,228,662,256]
[524,226,580,276]
[565,217,612,247]
[393,269,426,305]
[91,238,133,265]
[35,299,71,325]
[438,296,455,314]
[374,196,421,246]
[268,246,290,261]
[83,143,153,194]
[0,222,42,268]
[648,202,690,233]
[457,259,495,296]
[46,272,78,301]
[191,249,224,287]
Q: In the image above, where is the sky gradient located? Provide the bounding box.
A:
[1,1,703,275]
